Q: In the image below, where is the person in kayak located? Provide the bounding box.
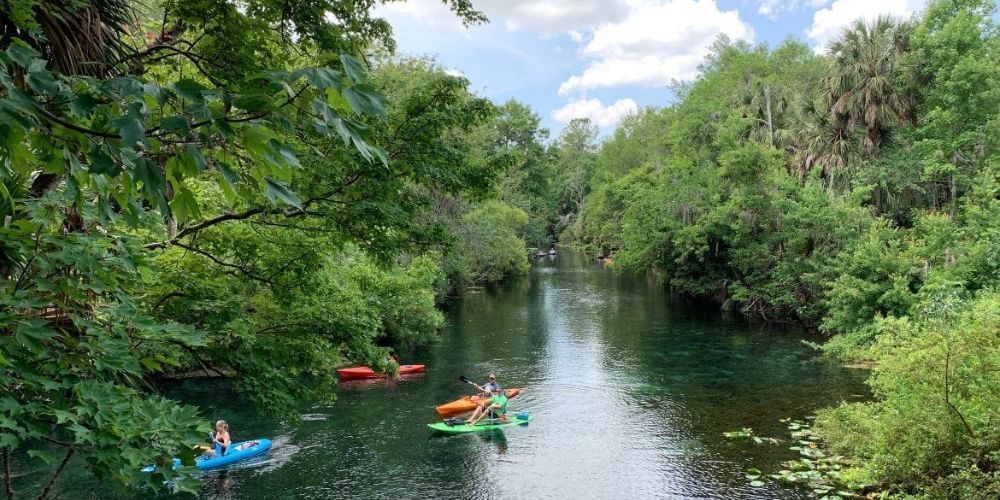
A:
[205,420,231,457]
[466,389,510,425]
[477,373,501,396]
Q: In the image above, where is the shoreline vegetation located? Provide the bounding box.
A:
[556,1,999,497]
[0,0,996,498]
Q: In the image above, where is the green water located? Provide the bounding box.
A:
[45,252,870,498]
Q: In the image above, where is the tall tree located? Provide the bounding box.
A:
[551,118,598,240]
[823,16,915,157]
[0,0,490,496]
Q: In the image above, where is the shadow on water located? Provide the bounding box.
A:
[42,251,869,499]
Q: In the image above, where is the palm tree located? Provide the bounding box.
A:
[790,16,914,186]
[0,0,137,77]
[789,92,859,185]
[824,15,914,153]
[739,75,789,148]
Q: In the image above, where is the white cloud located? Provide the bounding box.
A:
[374,0,469,32]
[552,98,639,128]
[443,68,466,78]
[478,0,630,33]
[558,0,753,95]
[378,0,630,34]
[757,0,830,20]
[806,0,924,52]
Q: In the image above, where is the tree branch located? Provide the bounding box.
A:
[152,291,189,311]
[173,242,275,286]
[35,105,120,139]
[144,172,366,249]
[173,342,227,378]
[945,349,975,437]
[2,448,13,500]
[37,447,74,500]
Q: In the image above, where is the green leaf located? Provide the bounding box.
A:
[160,116,190,135]
[16,319,58,352]
[263,177,301,208]
[87,146,119,176]
[173,79,208,101]
[216,161,240,188]
[262,139,300,168]
[28,449,53,464]
[134,159,169,215]
[53,410,75,425]
[184,145,208,173]
[5,39,38,68]
[303,67,344,92]
[117,115,145,147]
[749,480,765,487]
[344,84,386,120]
[26,60,58,93]
[339,54,368,84]
[168,182,201,223]
[233,93,272,113]
[69,93,99,117]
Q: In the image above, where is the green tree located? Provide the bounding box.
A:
[551,118,598,242]
[0,0,491,496]
[483,100,554,249]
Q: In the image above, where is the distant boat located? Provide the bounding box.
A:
[548,249,556,255]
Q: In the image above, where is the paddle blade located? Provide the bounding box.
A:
[459,375,471,384]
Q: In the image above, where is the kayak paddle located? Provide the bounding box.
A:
[459,375,483,391]
[459,375,515,396]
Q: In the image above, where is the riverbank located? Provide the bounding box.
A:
[27,251,868,499]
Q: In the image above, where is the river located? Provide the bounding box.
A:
[44,251,870,498]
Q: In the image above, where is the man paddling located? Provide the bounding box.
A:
[477,373,501,396]
[466,389,511,426]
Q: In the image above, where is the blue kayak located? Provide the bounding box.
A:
[143,439,272,472]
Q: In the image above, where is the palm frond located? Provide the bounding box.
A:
[2,0,139,76]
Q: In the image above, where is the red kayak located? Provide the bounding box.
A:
[337,364,425,381]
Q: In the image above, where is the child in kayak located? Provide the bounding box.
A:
[466,389,510,425]
[204,420,231,457]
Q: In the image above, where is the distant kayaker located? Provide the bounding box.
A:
[466,389,510,425]
[478,373,501,396]
[205,420,231,457]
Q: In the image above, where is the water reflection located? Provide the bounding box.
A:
[136,251,867,499]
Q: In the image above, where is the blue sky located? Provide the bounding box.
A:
[377,0,928,136]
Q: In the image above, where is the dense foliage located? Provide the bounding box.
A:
[564,0,999,496]
[0,0,544,496]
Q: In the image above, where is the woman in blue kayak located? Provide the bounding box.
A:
[466,389,510,425]
[205,420,231,457]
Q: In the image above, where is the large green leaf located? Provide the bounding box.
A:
[263,176,302,208]
[173,79,208,101]
[340,54,368,84]
[168,182,201,223]
[344,84,387,120]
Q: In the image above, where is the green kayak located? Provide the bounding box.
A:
[428,413,533,434]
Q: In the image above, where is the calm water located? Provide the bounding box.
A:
[42,252,870,498]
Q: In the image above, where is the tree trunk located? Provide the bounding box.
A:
[2,448,13,500]
[949,173,957,220]
[764,84,774,145]
[38,448,75,500]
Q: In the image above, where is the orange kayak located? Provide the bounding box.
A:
[435,388,521,416]
[337,364,425,381]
